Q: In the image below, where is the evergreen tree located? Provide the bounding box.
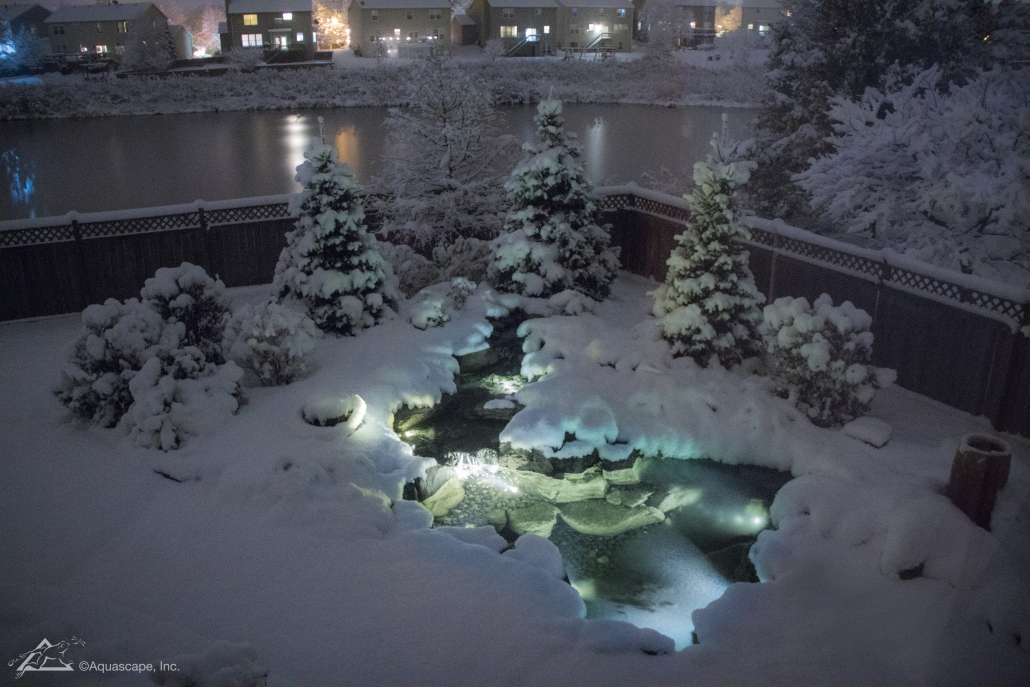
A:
[652,126,764,368]
[274,119,398,335]
[490,96,620,301]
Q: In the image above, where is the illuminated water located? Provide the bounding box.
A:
[0,104,753,221]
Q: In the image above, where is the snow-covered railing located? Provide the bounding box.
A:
[596,184,1029,332]
[0,194,293,249]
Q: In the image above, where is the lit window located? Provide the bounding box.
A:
[406,10,413,20]
[429,9,441,19]
[243,14,257,25]
[502,8,514,19]
[282,12,293,21]
[117,21,128,33]
[96,44,108,53]
[525,27,537,41]
[543,25,550,34]
[371,10,378,20]
[618,8,625,17]
[499,25,516,38]
[115,43,124,54]
[242,33,263,47]
[296,32,304,41]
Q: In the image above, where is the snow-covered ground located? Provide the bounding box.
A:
[0,46,765,120]
[2,273,1027,685]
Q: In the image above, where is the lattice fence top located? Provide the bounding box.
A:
[598,190,1029,330]
[0,198,293,248]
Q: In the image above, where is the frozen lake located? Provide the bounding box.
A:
[0,104,753,221]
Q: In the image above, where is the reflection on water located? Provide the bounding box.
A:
[0,105,753,221]
[2,150,37,219]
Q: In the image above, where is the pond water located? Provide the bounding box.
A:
[397,317,790,650]
[0,104,753,221]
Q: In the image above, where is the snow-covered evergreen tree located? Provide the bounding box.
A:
[490,96,619,301]
[651,126,763,368]
[794,67,1030,284]
[274,120,398,336]
[373,52,516,253]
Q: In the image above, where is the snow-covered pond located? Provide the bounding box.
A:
[0,104,753,221]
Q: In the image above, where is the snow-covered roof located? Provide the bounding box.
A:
[45,3,155,24]
[227,0,313,15]
[489,0,560,8]
[0,4,45,23]
[354,0,450,9]
[560,0,632,8]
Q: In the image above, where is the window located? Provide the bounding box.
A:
[429,9,441,19]
[499,25,516,37]
[617,8,625,17]
[502,8,514,19]
[543,25,549,34]
[96,44,108,53]
[52,25,64,35]
[117,21,128,33]
[525,27,537,41]
[243,14,257,25]
[406,10,413,20]
[115,43,124,54]
[296,32,304,41]
[241,33,262,46]
[370,10,378,20]
[282,12,293,21]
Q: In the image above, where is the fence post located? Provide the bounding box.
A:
[71,219,91,310]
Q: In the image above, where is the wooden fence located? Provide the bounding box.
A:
[2,187,1028,436]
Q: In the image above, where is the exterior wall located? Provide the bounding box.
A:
[227,10,314,58]
[349,7,451,57]
[559,5,632,52]
[486,6,558,55]
[47,6,167,61]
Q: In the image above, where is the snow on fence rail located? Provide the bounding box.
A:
[2,187,1029,435]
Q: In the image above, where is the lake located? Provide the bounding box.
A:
[0,104,754,221]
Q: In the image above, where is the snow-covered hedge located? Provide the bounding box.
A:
[55,263,243,450]
[760,294,895,428]
[223,300,320,385]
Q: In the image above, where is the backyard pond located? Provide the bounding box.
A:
[396,315,791,648]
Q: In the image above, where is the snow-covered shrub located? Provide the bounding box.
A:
[274,121,399,335]
[760,294,895,427]
[490,96,619,301]
[55,264,243,450]
[651,125,764,368]
[140,263,231,364]
[223,300,320,386]
[794,67,1030,284]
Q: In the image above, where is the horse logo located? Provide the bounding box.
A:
[8,637,86,679]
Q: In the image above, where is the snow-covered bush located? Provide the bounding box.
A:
[223,300,320,385]
[140,263,231,364]
[651,126,763,368]
[55,264,243,450]
[274,121,399,335]
[373,52,517,252]
[490,96,619,301]
[760,294,895,428]
[795,67,1030,284]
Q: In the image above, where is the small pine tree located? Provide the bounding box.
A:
[651,124,764,368]
[274,119,398,336]
[490,96,619,301]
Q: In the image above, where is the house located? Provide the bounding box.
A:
[468,0,559,56]
[451,13,478,46]
[349,0,451,58]
[674,0,717,46]
[0,3,51,41]
[741,0,785,36]
[223,0,315,60]
[43,3,168,61]
[559,0,633,53]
